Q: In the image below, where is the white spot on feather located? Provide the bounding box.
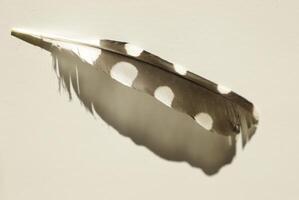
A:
[76,46,101,65]
[154,86,174,107]
[110,62,138,87]
[125,43,143,57]
[55,42,101,65]
[173,63,187,75]
[217,84,232,94]
[194,113,213,130]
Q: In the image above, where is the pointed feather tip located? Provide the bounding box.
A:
[11,28,44,42]
[11,28,101,50]
[11,28,40,37]
[10,28,53,50]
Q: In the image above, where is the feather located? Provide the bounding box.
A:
[11,29,259,175]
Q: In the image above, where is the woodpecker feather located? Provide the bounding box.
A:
[11,29,259,174]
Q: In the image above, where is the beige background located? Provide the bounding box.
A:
[0,0,299,199]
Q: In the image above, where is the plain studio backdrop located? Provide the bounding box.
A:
[0,0,298,199]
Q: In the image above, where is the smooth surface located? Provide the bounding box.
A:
[0,0,298,199]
